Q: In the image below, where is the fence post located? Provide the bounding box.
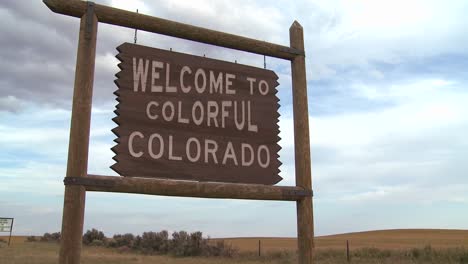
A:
[58,3,98,264]
[347,240,350,262]
[258,239,261,256]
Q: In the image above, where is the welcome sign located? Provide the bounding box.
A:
[112,43,282,185]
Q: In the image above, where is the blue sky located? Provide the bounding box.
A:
[1,0,468,237]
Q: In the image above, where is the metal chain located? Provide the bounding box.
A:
[134,9,138,44]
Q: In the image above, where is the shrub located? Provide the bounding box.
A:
[89,239,105,247]
[26,236,37,242]
[83,228,106,245]
[170,231,190,256]
[203,239,237,257]
[74,228,239,258]
[51,232,61,242]
[40,232,61,242]
[188,231,204,256]
[40,233,50,242]
[411,248,420,259]
[141,230,169,254]
[133,235,142,250]
[109,233,135,248]
[117,245,131,254]
[460,251,468,264]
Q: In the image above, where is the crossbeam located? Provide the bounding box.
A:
[43,0,304,60]
[64,175,313,201]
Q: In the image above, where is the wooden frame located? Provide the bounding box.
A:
[44,0,314,263]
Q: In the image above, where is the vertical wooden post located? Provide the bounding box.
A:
[258,239,261,256]
[346,240,350,262]
[290,21,314,264]
[8,218,13,246]
[59,3,98,264]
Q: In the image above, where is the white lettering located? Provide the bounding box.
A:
[177,101,189,124]
[222,142,238,165]
[162,101,175,121]
[146,101,159,120]
[195,69,207,93]
[186,137,201,162]
[207,101,219,127]
[247,101,258,132]
[151,60,163,92]
[225,73,236,94]
[133,133,273,169]
[165,63,177,92]
[205,139,218,164]
[192,101,204,125]
[133,57,149,92]
[168,135,182,160]
[259,80,269,95]
[209,71,223,93]
[128,131,144,158]
[234,101,245,130]
[241,143,254,166]
[180,66,192,93]
[148,133,164,159]
[221,101,232,128]
[246,77,256,95]
[257,145,270,168]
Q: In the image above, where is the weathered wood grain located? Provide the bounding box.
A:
[71,175,312,201]
[290,21,314,264]
[112,43,282,185]
[43,0,303,60]
[59,4,98,264]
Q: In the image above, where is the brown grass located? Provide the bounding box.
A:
[2,229,468,264]
[0,241,284,264]
[216,229,468,252]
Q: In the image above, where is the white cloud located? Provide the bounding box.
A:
[110,0,151,14]
[0,95,26,112]
[275,76,468,209]
[338,183,468,205]
[95,53,119,76]
[301,0,468,79]
[2,0,468,236]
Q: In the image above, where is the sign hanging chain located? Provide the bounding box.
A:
[134,9,139,44]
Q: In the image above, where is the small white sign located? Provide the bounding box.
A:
[0,218,13,232]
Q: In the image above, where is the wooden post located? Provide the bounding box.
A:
[8,218,13,246]
[346,240,350,262]
[58,3,98,264]
[258,239,261,256]
[290,21,314,264]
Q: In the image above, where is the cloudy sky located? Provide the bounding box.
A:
[1,0,468,238]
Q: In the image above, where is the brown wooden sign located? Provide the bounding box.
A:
[112,43,282,185]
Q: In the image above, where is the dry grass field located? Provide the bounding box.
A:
[219,229,468,252]
[1,229,468,264]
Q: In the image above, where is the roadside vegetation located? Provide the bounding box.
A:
[25,228,235,257]
[1,229,467,264]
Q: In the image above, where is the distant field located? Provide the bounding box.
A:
[1,229,468,264]
[218,229,468,252]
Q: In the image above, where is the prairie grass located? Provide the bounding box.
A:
[1,239,468,264]
[2,230,468,264]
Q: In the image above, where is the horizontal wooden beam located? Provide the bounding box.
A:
[43,0,303,60]
[64,175,312,201]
